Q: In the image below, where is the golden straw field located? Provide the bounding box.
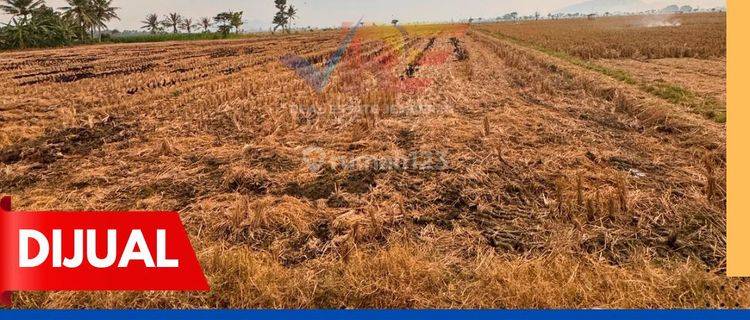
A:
[0,13,739,308]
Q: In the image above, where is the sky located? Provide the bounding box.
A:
[0,0,727,31]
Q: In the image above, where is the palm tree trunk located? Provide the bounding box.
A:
[17,28,25,49]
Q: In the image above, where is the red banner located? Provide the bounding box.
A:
[0,196,209,306]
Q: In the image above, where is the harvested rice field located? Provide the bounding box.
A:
[0,15,740,308]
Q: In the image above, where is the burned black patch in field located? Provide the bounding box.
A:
[137,179,199,209]
[173,67,195,73]
[404,37,436,78]
[13,65,94,80]
[578,209,725,268]
[24,56,99,66]
[280,233,334,267]
[209,48,240,59]
[96,64,156,78]
[18,64,155,86]
[242,47,256,55]
[224,170,272,195]
[326,194,349,208]
[472,207,549,254]
[450,37,469,61]
[55,72,96,83]
[395,129,417,151]
[608,156,643,172]
[244,147,300,173]
[0,170,42,192]
[283,178,334,201]
[344,171,378,194]
[578,110,632,132]
[124,82,173,95]
[0,117,134,166]
[127,72,209,95]
[221,66,243,75]
[0,62,23,71]
[283,169,377,200]
[437,182,470,210]
[409,178,472,230]
[18,69,94,86]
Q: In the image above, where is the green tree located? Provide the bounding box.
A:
[90,0,118,41]
[272,0,297,33]
[0,0,44,19]
[229,11,243,34]
[31,5,74,46]
[141,13,160,34]
[213,11,233,36]
[180,17,196,33]
[272,0,287,33]
[216,24,231,36]
[162,12,181,34]
[1,5,73,49]
[59,0,94,41]
[1,17,32,48]
[199,16,212,32]
[286,5,296,28]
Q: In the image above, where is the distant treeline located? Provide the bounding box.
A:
[105,32,256,44]
[1,0,300,50]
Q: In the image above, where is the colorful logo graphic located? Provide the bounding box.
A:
[280,18,364,92]
[281,19,468,95]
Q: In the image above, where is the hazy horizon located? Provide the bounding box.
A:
[1,0,727,32]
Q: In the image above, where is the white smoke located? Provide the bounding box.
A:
[641,14,682,28]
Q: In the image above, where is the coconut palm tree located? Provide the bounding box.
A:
[141,13,160,34]
[0,0,44,19]
[90,0,118,41]
[180,17,196,34]
[199,17,212,32]
[162,12,181,34]
[272,0,288,33]
[59,0,95,40]
[285,5,296,31]
[272,1,298,33]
